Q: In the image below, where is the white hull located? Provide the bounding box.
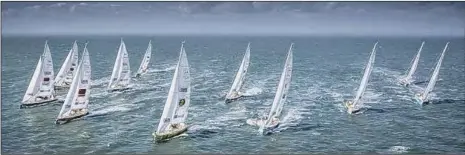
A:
[246,118,279,129]
[225,93,242,103]
[20,98,58,108]
[344,100,363,114]
[153,123,188,142]
[399,77,413,87]
[414,94,427,105]
[55,109,89,124]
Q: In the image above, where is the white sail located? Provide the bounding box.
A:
[403,41,424,82]
[226,42,251,99]
[22,41,56,103]
[352,42,378,107]
[260,43,293,131]
[156,42,190,134]
[422,42,448,99]
[136,40,152,76]
[55,41,79,87]
[22,57,43,102]
[108,38,131,89]
[57,43,91,119]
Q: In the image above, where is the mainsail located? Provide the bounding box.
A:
[57,43,91,119]
[22,41,55,103]
[156,42,191,134]
[226,42,251,99]
[403,41,425,83]
[136,40,152,76]
[352,42,378,107]
[108,38,131,89]
[422,42,448,99]
[259,43,293,132]
[55,41,79,88]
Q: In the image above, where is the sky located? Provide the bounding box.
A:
[1,2,464,36]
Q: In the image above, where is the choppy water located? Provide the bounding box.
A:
[2,36,465,154]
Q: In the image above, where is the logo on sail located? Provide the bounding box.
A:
[179,99,185,106]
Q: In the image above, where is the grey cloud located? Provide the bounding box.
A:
[50,2,66,8]
[1,2,464,36]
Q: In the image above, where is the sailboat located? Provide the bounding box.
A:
[344,42,378,114]
[108,38,131,92]
[414,42,449,105]
[153,41,191,142]
[54,41,79,89]
[21,41,57,108]
[135,40,152,78]
[399,41,425,87]
[246,43,293,135]
[55,43,91,124]
[225,42,251,103]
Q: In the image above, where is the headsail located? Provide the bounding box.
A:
[259,43,293,133]
[108,38,131,89]
[403,41,424,82]
[136,40,152,76]
[352,42,378,107]
[55,41,79,87]
[156,41,190,134]
[422,42,448,98]
[22,41,55,103]
[22,57,43,102]
[57,43,91,119]
[226,42,251,99]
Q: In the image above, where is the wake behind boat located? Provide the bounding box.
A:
[135,40,152,78]
[344,42,378,114]
[225,42,251,103]
[108,38,132,92]
[414,42,449,105]
[21,41,57,108]
[54,41,79,90]
[56,43,91,125]
[399,41,424,87]
[153,41,191,142]
[247,43,293,135]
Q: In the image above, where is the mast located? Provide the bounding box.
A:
[405,41,425,80]
[353,42,378,107]
[422,42,448,97]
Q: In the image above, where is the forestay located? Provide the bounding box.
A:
[156,42,190,134]
[422,42,448,98]
[57,43,91,119]
[260,43,293,131]
[226,42,251,98]
[22,41,55,103]
[55,41,79,87]
[108,39,131,89]
[352,42,378,107]
[403,41,424,82]
[136,40,152,75]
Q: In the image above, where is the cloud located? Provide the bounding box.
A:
[109,4,121,7]
[25,5,41,10]
[50,2,66,8]
[1,2,464,37]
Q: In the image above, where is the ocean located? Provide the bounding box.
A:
[1,35,464,154]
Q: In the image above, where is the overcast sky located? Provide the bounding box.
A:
[2,2,464,36]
